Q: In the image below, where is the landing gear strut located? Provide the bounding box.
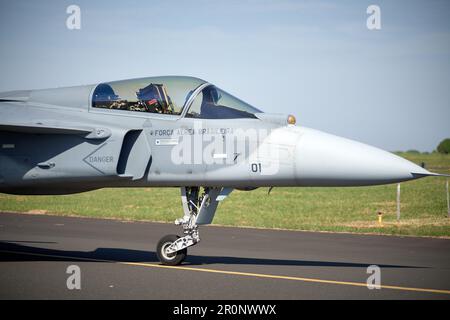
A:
[156,186,232,265]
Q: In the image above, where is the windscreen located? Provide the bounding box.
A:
[186,86,261,119]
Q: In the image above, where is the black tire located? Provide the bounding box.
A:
[156,234,187,266]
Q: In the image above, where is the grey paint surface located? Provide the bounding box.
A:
[0,212,449,299]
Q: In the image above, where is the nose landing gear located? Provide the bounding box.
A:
[156,186,233,265]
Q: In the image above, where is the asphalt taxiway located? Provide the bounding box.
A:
[0,212,449,299]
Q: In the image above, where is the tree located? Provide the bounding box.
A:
[437,138,450,154]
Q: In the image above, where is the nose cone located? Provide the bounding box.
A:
[294,127,430,186]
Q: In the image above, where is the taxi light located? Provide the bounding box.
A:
[287,114,296,125]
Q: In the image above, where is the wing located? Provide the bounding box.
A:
[0,100,111,140]
[0,121,93,135]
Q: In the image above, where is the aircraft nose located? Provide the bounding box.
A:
[294,127,430,186]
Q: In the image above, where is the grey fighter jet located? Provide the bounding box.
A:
[0,76,446,265]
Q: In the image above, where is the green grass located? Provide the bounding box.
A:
[1,152,449,237]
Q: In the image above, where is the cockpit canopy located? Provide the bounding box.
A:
[92,76,261,119]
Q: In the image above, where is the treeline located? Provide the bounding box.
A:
[393,138,450,155]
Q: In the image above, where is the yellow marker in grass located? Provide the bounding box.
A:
[378,211,383,226]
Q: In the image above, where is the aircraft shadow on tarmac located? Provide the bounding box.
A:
[0,241,425,269]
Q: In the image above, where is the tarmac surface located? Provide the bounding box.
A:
[0,212,449,299]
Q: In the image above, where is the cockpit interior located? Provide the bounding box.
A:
[92,76,261,119]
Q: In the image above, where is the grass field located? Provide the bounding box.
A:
[1,152,449,238]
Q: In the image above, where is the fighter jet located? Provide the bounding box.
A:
[0,76,446,265]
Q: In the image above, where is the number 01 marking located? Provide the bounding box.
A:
[251,163,262,173]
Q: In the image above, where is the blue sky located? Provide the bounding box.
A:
[0,0,449,151]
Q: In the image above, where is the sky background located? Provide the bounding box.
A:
[0,0,449,152]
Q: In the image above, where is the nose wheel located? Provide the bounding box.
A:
[156,234,187,266]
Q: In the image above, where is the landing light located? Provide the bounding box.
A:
[287,114,296,125]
